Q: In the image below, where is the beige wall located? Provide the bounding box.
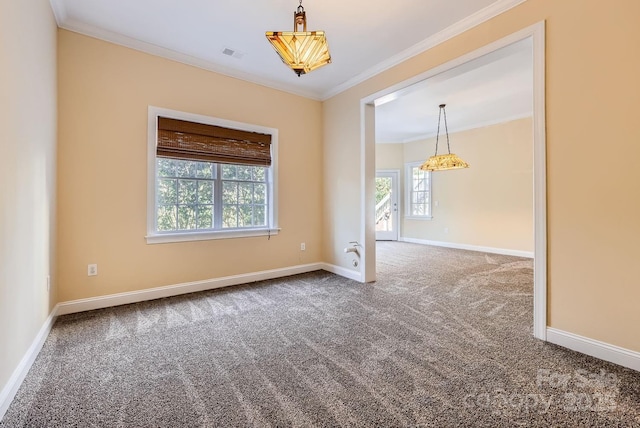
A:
[0,0,58,396]
[375,143,404,170]
[401,118,533,252]
[322,97,362,264]
[2,0,639,403]
[57,30,323,302]
[324,0,640,352]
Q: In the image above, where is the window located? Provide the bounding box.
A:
[156,161,268,231]
[147,107,278,243]
[405,162,432,219]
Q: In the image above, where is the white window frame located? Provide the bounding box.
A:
[405,161,432,220]
[146,106,279,244]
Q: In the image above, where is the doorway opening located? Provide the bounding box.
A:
[360,22,547,340]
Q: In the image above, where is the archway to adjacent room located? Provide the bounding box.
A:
[359,22,547,340]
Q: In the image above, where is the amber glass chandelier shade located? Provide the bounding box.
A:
[265,31,331,76]
[266,2,331,76]
[421,104,469,172]
[420,153,469,172]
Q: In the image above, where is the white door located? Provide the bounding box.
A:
[375,171,399,241]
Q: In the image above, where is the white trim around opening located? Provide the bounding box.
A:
[360,21,547,341]
[145,106,280,244]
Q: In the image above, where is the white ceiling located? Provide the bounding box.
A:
[50,0,531,141]
[49,0,525,100]
[375,38,533,143]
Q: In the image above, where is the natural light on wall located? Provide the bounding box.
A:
[265,0,331,76]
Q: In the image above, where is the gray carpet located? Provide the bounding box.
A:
[2,242,639,427]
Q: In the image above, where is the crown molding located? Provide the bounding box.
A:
[49,0,526,103]
[49,0,68,24]
[320,0,528,101]
[55,18,324,101]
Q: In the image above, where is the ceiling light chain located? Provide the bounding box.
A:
[265,1,332,76]
[420,104,470,172]
[295,1,306,32]
[443,104,451,154]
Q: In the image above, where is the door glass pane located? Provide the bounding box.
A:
[375,177,393,232]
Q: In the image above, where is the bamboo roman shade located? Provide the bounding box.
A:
[157,117,272,166]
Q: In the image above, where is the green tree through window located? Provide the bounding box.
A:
[156,159,268,232]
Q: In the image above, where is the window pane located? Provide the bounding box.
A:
[178,180,197,205]
[155,154,273,233]
[223,205,237,228]
[195,162,213,179]
[254,205,266,226]
[238,183,253,204]
[174,160,197,178]
[177,206,197,230]
[237,166,252,181]
[222,165,237,180]
[157,179,177,205]
[157,158,176,177]
[407,166,430,218]
[254,183,266,204]
[253,167,266,182]
[197,181,213,204]
[414,168,425,190]
[197,205,213,229]
[238,205,253,227]
[157,205,177,231]
[222,182,238,204]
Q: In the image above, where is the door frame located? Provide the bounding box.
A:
[375,170,400,241]
[359,22,547,341]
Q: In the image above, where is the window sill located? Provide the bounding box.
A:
[404,216,433,221]
[146,228,281,244]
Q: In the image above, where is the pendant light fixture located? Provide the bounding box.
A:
[265,0,331,76]
[420,104,470,172]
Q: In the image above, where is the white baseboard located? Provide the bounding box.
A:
[400,237,534,258]
[57,263,326,316]
[0,261,359,421]
[0,306,58,421]
[1,261,363,420]
[547,328,640,372]
[3,273,637,423]
[321,263,363,282]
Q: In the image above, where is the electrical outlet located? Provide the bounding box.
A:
[300,242,306,251]
[88,264,98,276]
